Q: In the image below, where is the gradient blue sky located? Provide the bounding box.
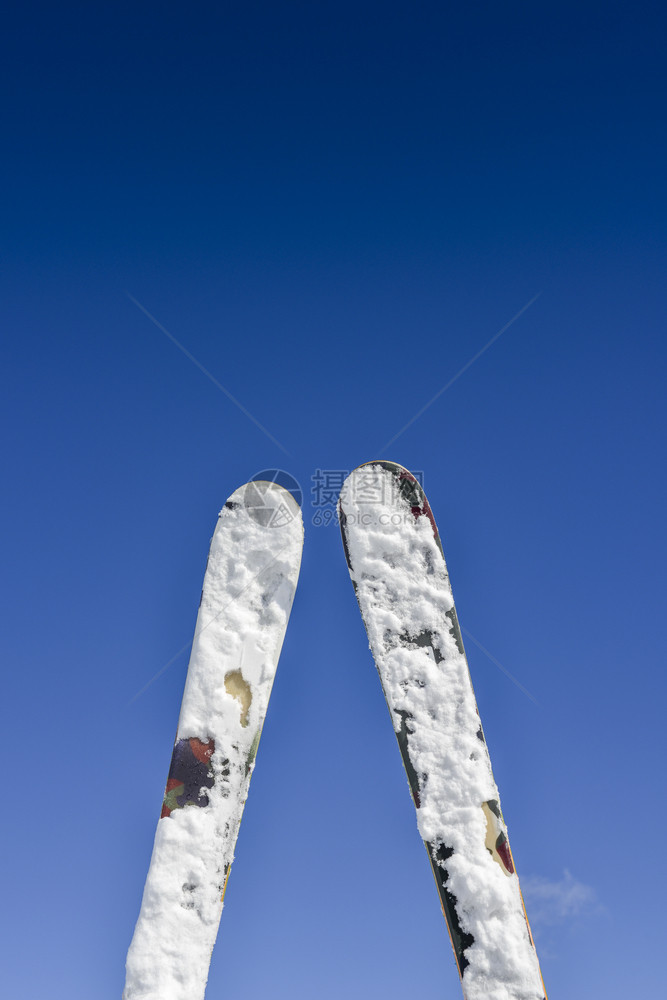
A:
[2,3,665,997]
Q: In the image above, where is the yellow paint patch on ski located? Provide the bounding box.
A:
[224,670,252,727]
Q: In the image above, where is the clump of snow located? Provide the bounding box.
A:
[124,484,303,1000]
[340,465,546,1000]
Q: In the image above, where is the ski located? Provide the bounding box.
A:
[124,480,303,1000]
[339,461,546,1000]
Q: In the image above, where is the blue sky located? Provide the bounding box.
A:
[1,2,665,997]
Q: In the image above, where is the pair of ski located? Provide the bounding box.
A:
[124,463,547,1000]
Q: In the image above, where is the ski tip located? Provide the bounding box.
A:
[349,459,411,476]
[341,460,424,493]
[222,480,303,532]
[338,461,440,549]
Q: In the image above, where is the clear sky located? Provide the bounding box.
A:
[1,3,665,997]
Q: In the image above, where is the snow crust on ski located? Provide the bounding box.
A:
[339,462,546,1000]
[124,482,303,1000]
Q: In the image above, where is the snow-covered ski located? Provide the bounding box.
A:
[339,461,546,1000]
[124,481,303,1000]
